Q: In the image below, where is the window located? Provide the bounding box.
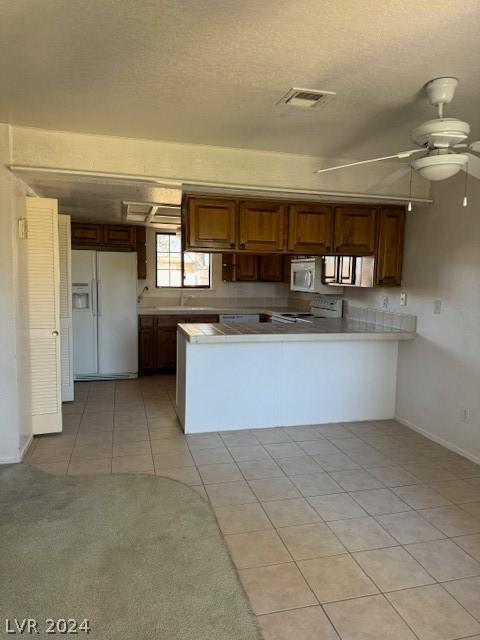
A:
[156,232,211,288]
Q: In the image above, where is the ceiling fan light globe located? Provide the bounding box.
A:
[411,154,468,181]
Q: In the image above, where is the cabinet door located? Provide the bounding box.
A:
[334,206,377,255]
[139,326,156,371]
[188,315,219,323]
[376,208,405,286]
[259,255,284,282]
[238,201,286,252]
[222,254,235,282]
[103,224,136,247]
[155,326,177,369]
[287,204,333,254]
[71,222,102,245]
[235,254,259,281]
[186,197,237,250]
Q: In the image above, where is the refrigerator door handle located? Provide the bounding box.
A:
[97,279,102,317]
[91,279,97,316]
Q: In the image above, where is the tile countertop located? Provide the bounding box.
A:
[178,318,416,344]
[137,306,292,316]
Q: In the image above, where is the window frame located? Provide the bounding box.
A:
[155,231,211,289]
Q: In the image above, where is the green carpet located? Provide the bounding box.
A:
[0,465,262,640]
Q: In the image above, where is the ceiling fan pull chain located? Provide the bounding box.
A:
[407,167,414,212]
[462,164,468,208]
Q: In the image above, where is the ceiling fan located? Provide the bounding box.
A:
[315,77,480,187]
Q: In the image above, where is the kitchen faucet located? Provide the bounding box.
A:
[137,286,149,304]
[180,293,195,307]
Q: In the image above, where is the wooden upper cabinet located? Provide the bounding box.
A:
[259,255,284,282]
[103,224,136,247]
[186,197,237,250]
[287,204,333,254]
[222,253,235,282]
[235,254,259,281]
[376,208,405,286]
[238,201,286,252]
[333,206,378,255]
[71,223,102,245]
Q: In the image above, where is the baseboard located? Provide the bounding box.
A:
[19,434,33,462]
[0,434,34,465]
[395,415,480,466]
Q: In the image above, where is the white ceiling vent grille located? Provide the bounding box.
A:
[278,87,336,108]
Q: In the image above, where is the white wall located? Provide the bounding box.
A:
[139,227,289,306]
[0,124,32,462]
[346,174,480,462]
[10,126,430,199]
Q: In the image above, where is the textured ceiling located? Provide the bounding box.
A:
[1,0,479,158]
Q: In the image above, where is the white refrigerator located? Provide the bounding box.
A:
[72,250,138,380]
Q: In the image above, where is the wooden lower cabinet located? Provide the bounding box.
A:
[139,326,156,370]
[139,314,219,372]
[155,326,177,369]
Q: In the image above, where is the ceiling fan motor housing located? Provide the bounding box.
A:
[412,118,470,148]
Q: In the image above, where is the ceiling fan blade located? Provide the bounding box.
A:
[367,166,412,193]
[453,141,480,152]
[464,153,480,180]
[314,149,424,174]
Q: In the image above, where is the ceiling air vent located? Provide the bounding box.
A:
[277,87,336,109]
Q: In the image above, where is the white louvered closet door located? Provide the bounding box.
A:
[58,214,74,402]
[26,198,62,434]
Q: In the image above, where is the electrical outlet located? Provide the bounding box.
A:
[433,299,442,315]
[400,292,407,307]
[460,408,471,423]
[382,296,389,309]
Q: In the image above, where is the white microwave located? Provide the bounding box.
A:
[290,258,344,294]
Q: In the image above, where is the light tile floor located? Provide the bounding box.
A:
[25,376,480,640]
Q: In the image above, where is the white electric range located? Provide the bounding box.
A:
[271,296,343,324]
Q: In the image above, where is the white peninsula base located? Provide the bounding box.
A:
[176,326,408,434]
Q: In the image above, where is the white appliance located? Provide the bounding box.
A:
[271,296,343,323]
[72,250,138,380]
[290,257,344,294]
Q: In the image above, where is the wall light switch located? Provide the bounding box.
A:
[433,299,442,315]
[400,292,407,307]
